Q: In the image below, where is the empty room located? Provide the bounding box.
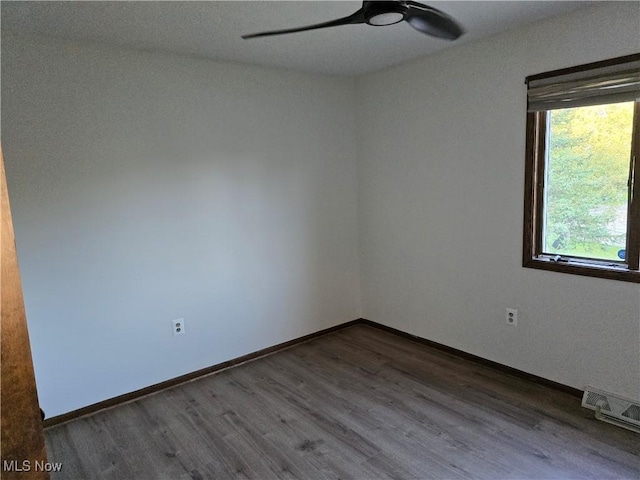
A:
[1,1,639,479]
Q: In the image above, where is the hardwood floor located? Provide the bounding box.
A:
[45,324,639,479]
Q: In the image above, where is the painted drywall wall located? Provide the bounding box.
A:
[356,2,640,400]
[1,35,361,417]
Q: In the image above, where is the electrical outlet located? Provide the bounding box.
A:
[172,318,185,336]
[506,308,518,326]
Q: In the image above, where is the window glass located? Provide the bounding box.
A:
[542,102,634,262]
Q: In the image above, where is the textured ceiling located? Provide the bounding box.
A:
[1,1,592,76]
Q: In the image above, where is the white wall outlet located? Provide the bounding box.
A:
[172,318,185,336]
[506,308,518,326]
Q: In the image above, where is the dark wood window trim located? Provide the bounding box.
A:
[523,56,640,283]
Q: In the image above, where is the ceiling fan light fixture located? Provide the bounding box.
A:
[367,11,405,26]
[365,2,408,26]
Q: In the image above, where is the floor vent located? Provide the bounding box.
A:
[582,387,640,433]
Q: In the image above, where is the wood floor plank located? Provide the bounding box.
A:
[45,324,640,479]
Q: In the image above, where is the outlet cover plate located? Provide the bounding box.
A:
[172,318,185,335]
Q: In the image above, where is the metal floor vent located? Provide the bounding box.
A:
[582,387,640,433]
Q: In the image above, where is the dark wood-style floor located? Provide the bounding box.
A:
[45,324,639,479]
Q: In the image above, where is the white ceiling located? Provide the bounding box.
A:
[1,1,593,76]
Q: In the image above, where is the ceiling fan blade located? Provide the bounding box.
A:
[242,10,365,39]
[405,1,464,40]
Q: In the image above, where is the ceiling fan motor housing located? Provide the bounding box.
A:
[364,1,409,26]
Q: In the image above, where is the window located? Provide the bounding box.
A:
[523,54,640,282]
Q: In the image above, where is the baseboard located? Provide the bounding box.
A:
[43,319,363,428]
[44,317,581,428]
[359,319,583,398]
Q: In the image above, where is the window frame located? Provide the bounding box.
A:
[523,55,640,283]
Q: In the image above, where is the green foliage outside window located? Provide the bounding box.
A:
[544,102,634,261]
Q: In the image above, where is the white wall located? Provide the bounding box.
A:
[1,35,361,417]
[356,2,640,400]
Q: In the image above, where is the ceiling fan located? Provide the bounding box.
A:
[242,1,464,40]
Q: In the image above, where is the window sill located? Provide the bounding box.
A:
[523,257,640,283]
